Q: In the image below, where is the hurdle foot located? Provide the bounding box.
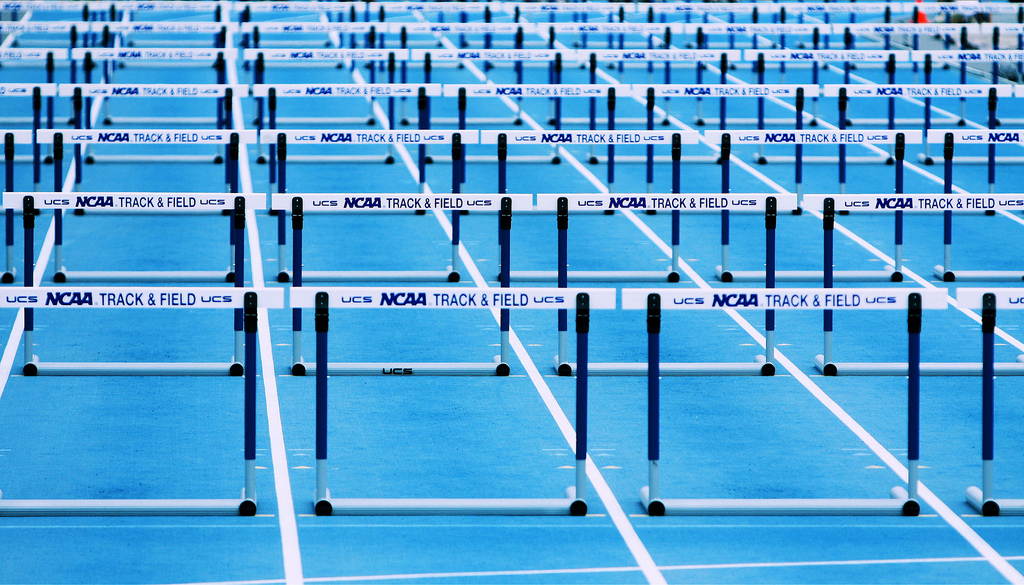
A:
[367,118,376,126]
[84,155,95,165]
[53,271,66,283]
[256,154,267,164]
[213,155,224,164]
[694,117,705,127]
[513,118,523,126]
[588,155,598,165]
[315,499,333,516]
[1,272,12,284]
[983,500,1000,517]
[384,155,395,164]
[757,156,767,165]
[957,119,966,127]
[415,210,426,215]
[495,362,510,376]
[291,362,306,376]
[760,362,775,376]
[661,118,670,126]
[885,157,894,166]
[902,499,921,517]
[239,499,257,516]
[922,156,934,166]
[73,208,84,216]
[23,362,37,376]
[604,210,615,215]
[447,271,460,283]
[943,271,955,282]
[425,156,434,164]
[667,271,680,283]
[822,362,838,376]
[44,155,53,164]
[229,363,243,376]
[985,210,995,216]
[225,272,235,283]
[551,156,561,165]
[547,117,556,125]
[400,118,409,126]
[838,210,850,215]
[791,207,803,215]
[569,499,588,516]
[890,271,904,283]
[719,271,733,283]
[646,499,665,516]
[557,362,572,377]
[277,271,290,283]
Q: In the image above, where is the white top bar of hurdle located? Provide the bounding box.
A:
[59,84,249,98]
[259,129,478,145]
[1015,87,1024,98]
[0,22,77,33]
[637,84,820,98]
[685,23,824,35]
[958,289,1024,310]
[252,84,441,98]
[0,130,35,144]
[368,2,490,13]
[648,3,774,14]
[92,21,239,34]
[981,24,1024,35]
[621,288,947,310]
[925,130,1024,144]
[586,49,742,63]
[912,51,1024,63]
[704,129,922,145]
[442,84,614,98]
[0,2,95,11]
[113,2,227,12]
[391,22,531,35]
[781,3,907,14]
[505,2,633,14]
[548,23,681,35]
[839,23,981,36]
[749,50,911,62]
[919,2,1021,15]
[0,84,58,97]
[480,130,698,146]
[537,193,798,213]
[71,48,236,61]
[271,193,532,213]
[411,49,569,62]
[803,194,1024,214]
[243,48,405,61]
[6,192,265,212]
[242,1,353,13]
[241,22,376,34]
[37,129,258,145]
[290,287,617,310]
[824,84,1011,98]
[0,49,69,61]
[0,287,284,309]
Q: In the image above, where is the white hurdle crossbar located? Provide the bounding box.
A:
[0,288,283,516]
[958,289,1024,516]
[293,287,614,515]
[628,287,944,516]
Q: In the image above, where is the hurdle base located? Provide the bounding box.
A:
[932,266,1024,282]
[23,361,242,376]
[508,269,678,283]
[298,361,507,376]
[302,270,456,283]
[1,271,13,284]
[277,271,291,283]
[716,267,896,283]
[0,498,254,516]
[57,270,234,283]
[813,355,1024,376]
[315,488,581,516]
[640,486,916,516]
[966,487,1024,516]
[575,355,771,376]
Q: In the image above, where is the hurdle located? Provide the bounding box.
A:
[630,287,944,516]
[60,82,248,131]
[2,130,34,283]
[15,192,254,376]
[704,130,920,282]
[957,289,1024,517]
[0,287,282,516]
[925,131,1024,282]
[293,287,614,515]
[97,20,238,49]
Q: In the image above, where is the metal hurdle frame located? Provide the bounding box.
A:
[0,287,282,516]
[704,130,922,282]
[61,82,248,132]
[35,129,255,284]
[264,129,479,286]
[276,193,532,376]
[293,286,614,516]
[925,131,1024,282]
[628,287,946,516]
[14,193,255,376]
[958,289,1024,516]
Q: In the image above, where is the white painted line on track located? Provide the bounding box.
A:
[227,41,304,585]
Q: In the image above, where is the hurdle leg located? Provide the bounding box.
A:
[314,294,330,512]
[968,295,998,516]
[717,136,732,281]
[22,196,35,374]
[641,294,663,515]
[570,293,589,516]
[556,198,569,374]
[764,198,777,373]
[292,197,304,374]
[905,294,922,512]
[498,198,512,376]
[243,294,258,510]
[232,198,246,376]
[823,199,835,372]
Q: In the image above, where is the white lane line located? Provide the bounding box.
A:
[351,32,667,584]
[228,47,304,585]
